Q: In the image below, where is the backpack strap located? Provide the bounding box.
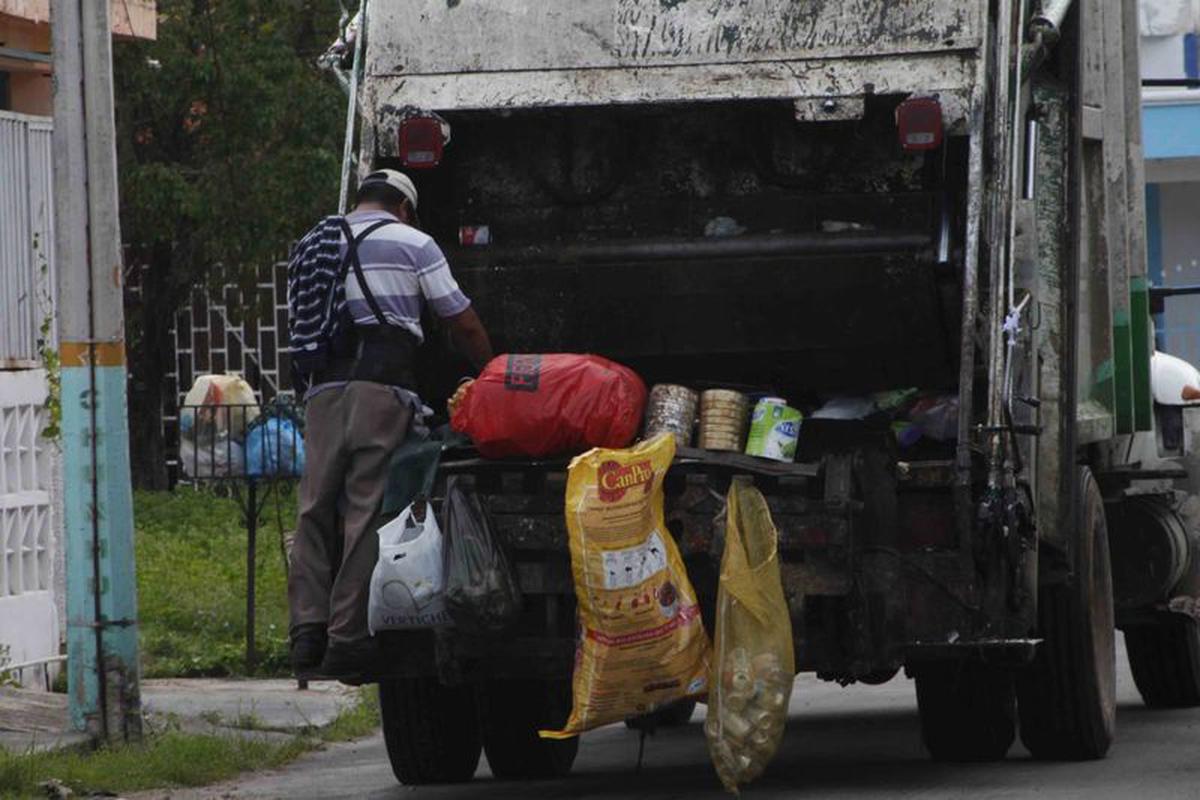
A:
[337,218,397,327]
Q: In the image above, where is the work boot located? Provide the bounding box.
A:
[318,638,381,686]
[290,624,327,673]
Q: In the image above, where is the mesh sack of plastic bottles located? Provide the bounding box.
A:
[540,433,711,739]
[705,479,795,793]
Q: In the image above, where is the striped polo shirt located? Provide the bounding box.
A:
[342,209,471,341]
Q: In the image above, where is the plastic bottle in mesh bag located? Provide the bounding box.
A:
[705,479,795,793]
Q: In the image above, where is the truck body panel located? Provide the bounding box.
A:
[363,1,979,137]
[367,1,980,75]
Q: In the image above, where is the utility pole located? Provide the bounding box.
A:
[51,0,143,741]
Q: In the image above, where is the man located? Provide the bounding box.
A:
[287,169,493,678]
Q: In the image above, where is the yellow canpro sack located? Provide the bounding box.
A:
[541,433,710,739]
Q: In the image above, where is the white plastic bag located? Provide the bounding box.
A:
[368,501,453,633]
[179,434,244,477]
[181,374,260,439]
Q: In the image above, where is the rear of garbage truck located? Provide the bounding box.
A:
[348,0,1195,784]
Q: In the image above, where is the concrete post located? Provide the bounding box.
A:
[51,0,143,741]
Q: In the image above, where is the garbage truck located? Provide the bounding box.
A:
[334,0,1200,784]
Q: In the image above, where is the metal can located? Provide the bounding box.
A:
[699,389,750,451]
[744,397,802,462]
[645,384,699,447]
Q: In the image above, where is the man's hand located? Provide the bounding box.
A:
[442,306,494,372]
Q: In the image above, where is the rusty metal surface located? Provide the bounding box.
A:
[408,87,956,399]
[367,53,976,115]
[364,0,982,115]
[367,1,979,76]
[895,460,956,489]
[1032,80,1069,547]
[478,464,862,677]
[1099,0,1133,433]
[953,24,992,534]
[432,450,994,680]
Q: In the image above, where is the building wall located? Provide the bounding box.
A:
[0,0,156,39]
[1141,0,1200,365]
[1,1,155,116]
[0,13,51,115]
[1152,182,1200,364]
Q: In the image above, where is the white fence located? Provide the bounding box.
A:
[0,110,55,368]
[0,370,53,598]
[0,369,59,689]
[0,111,60,689]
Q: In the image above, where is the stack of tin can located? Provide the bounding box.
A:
[645,384,700,447]
[699,389,751,451]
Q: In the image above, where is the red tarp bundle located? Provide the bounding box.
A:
[451,354,647,458]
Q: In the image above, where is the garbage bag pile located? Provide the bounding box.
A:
[812,389,959,450]
[370,474,522,637]
[371,414,800,789]
[178,375,303,478]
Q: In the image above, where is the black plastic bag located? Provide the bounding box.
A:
[442,476,522,636]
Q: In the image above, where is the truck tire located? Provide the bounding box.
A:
[378,677,482,785]
[479,679,579,780]
[1125,617,1200,708]
[913,661,1016,761]
[1016,467,1116,760]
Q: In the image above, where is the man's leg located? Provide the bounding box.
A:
[325,382,411,651]
[287,388,349,666]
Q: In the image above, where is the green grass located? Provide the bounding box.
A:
[0,732,309,799]
[0,492,386,798]
[0,691,382,799]
[319,686,381,742]
[135,488,295,678]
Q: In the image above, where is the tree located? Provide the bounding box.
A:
[114,0,345,488]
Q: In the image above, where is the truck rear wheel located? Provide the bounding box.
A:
[378,677,482,785]
[1125,617,1200,708]
[913,661,1016,761]
[1016,467,1116,760]
[479,679,579,780]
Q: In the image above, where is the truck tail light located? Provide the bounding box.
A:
[399,116,444,169]
[896,97,944,152]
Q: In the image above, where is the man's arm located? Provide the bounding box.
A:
[442,306,494,372]
[413,237,494,371]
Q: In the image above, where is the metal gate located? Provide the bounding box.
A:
[0,110,55,368]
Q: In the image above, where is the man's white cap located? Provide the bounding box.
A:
[358,168,418,210]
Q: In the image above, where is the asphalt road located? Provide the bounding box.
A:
[151,635,1200,800]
